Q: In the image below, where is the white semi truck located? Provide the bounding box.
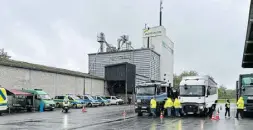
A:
[179,75,218,116]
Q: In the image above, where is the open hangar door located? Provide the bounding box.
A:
[105,62,136,102]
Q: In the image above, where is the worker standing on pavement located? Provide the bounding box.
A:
[225,99,230,118]
[174,98,181,117]
[236,97,244,119]
[150,97,157,117]
[164,97,173,117]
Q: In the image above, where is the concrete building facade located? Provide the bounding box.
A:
[143,26,174,85]
[0,59,106,98]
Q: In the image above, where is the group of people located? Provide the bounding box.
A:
[150,97,182,117]
[150,96,245,119]
[225,96,244,119]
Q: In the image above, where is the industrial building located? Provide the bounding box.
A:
[0,59,106,98]
[88,25,174,100]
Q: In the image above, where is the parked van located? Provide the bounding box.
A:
[93,95,111,106]
[0,87,8,115]
[105,96,124,105]
[78,95,100,107]
[22,89,56,111]
[54,95,85,108]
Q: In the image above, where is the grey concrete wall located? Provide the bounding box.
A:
[0,65,105,97]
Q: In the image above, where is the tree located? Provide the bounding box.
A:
[173,70,198,89]
[0,48,11,59]
[218,85,227,99]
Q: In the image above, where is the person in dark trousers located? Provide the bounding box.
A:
[128,96,131,104]
[236,97,244,119]
[225,99,230,118]
[208,100,217,118]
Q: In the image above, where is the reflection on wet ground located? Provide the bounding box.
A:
[1,104,253,130]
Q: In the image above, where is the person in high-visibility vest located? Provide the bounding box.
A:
[150,97,157,117]
[236,97,244,119]
[225,99,230,118]
[0,87,8,115]
[164,97,173,117]
[174,98,181,117]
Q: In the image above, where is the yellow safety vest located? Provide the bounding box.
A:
[237,97,244,109]
[0,88,8,106]
[174,99,181,108]
[225,102,230,108]
[164,98,173,108]
[150,99,157,108]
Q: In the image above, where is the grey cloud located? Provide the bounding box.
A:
[0,0,252,88]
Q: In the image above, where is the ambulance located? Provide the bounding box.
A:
[0,87,8,115]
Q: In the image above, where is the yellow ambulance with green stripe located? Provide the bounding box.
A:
[0,87,8,115]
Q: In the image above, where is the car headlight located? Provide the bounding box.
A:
[199,105,204,109]
[137,99,141,103]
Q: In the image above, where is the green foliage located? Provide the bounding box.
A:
[173,70,198,89]
[218,85,236,99]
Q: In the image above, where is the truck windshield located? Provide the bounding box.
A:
[180,85,205,96]
[136,86,155,95]
[38,94,51,100]
[243,86,253,96]
[242,77,253,85]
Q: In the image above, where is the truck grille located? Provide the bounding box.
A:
[183,105,198,113]
[247,100,253,103]
[141,99,150,105]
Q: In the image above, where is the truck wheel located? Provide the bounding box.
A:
[138,112,143,116]
[88,103,92,107]
[0,112,2,116]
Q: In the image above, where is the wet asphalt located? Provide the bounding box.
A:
[0,104,253,130]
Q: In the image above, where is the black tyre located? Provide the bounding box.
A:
[116,102,119,105]
[102,103,105,106]
[138,112,143,116]
[88,103,92,107]
[65,109,68,113]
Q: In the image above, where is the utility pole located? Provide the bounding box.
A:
[159,0,163,26]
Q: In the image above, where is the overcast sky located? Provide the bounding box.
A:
[0,0,252,88]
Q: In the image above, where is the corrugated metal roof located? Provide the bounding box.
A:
[0,59,104,80]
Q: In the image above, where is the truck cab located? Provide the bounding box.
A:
[237,74,253,113]
[179,76,218,116]
[135,81,177,116]
[22,89,56,111]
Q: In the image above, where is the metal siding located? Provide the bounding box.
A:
[105,64,126,81]
[89,49,160,83]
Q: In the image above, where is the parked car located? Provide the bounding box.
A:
[21,89,55,111]
[93,95,111,106]
[77,95,100,107]
[54,95,85,108]
[105,96,124,105]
